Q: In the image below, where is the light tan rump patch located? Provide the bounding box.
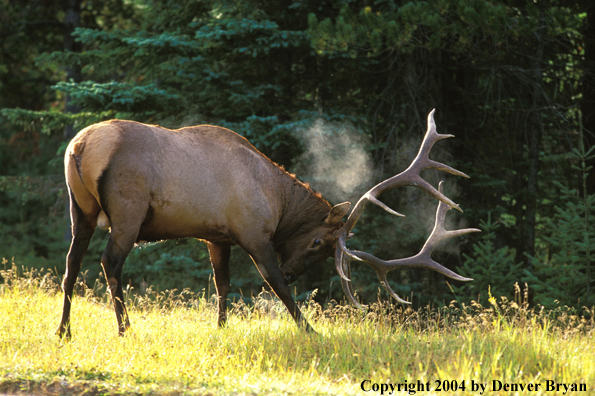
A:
[64,121,122,217]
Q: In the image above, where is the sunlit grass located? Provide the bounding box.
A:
[1,262,594,395]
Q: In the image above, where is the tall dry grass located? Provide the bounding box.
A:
[1,260,594,395]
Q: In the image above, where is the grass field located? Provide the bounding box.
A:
[0,263,594,396]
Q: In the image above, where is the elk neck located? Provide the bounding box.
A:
[272,170,332,248]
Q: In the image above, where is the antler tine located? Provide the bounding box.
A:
[418,181,481,260]
[379,274,410,304]
[342,262,368,310]
[341,109,466,236]
[339,182,480,304]
[336,237,365,308]
[335,241,367,309]
[334,110,480,307]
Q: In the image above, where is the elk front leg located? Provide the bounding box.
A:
[248,243,315,333]
[207,242,231,327]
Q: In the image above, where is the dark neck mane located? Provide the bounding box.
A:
[237,138,331,246]
[272,165,332,246]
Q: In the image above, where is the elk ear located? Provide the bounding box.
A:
[326,202,351,225]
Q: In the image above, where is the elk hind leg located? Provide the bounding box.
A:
[100,206,147,335]
[207,242,231,327]
[57,190,97,339]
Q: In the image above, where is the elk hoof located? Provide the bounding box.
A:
[56,325,71,340]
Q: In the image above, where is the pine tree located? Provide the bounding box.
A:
[453,214,523,305]
[525,144,595,308]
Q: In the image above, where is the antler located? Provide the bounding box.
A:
[334,109,480,309]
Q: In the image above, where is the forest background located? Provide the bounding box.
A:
[1,0,594,311]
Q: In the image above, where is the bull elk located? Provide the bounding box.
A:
[57,109,478,338]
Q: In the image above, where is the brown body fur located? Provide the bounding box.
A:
[58,120,350,337]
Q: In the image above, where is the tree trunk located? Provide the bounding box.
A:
[582,0,595,195]
[63,0,82,140]
[522,14,546,269]
[63,0,82,243]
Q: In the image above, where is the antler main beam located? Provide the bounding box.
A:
[334,110,480,309]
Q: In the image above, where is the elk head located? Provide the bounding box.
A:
[334,109,480,308]
[279,202,351,284]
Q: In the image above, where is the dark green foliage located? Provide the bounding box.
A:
[308,0,586,273]
[453,215,524,305]
[122,239,267,303]
[123,240,212,293]
[54,81,180,113]
[525,145,595,308]
[2,0,368,298]
[1,0,594,310]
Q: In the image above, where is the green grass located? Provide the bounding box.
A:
[1,263,594,395]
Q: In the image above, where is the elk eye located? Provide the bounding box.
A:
[311,238,322,248]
